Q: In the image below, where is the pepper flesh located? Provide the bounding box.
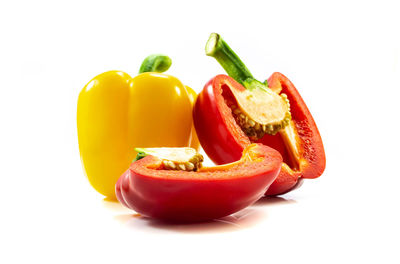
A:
[115,143,282,222]
[259,72,326,195]
[77,55,195,198]
[194,34,326,195]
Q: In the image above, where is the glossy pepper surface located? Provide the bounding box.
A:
[77,55,197,198]
[115,143,282,222]
[186,86,200,150]
[193,34,326,196]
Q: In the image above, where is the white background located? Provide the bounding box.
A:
[1,0,399,263]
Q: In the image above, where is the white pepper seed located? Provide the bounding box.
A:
[168,161,176,169]
[185,162,194,171]
[162,160,169,168]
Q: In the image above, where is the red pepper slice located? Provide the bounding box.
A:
[115,144,282,222]
[193,34,326,196]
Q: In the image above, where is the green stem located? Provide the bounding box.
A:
[205,33,255,86]
[133,148,149,162]
[139,54,172,74]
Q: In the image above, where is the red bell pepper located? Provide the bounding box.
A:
[193,33,326,195]
[115,144,282,222]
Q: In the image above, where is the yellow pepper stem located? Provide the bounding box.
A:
[139,54,172,73]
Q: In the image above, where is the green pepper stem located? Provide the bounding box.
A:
[133,148,149,162]
[138,54,172,74]
[205,33,255,86]
[133,152,147,162]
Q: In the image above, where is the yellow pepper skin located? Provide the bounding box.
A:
[77,56,193,199]
[186,86,200,151]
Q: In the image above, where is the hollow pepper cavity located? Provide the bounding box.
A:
[116,144,282,222]
[193,33,326,195]
[77,55,198,198]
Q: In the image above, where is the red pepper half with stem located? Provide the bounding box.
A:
[115,143,282,222]
[193,33,326,195]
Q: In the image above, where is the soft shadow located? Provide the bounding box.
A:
[114,213,141,223]
[115,208,266,234]
[102,197,128,212]
[103,196,118,202]
[253,196,297,206]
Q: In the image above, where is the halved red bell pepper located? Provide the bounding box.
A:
[193,33,326,196]
[115,143,282,222]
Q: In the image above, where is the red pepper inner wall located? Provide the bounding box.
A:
[221,84,236,108]
[257,134,295,170]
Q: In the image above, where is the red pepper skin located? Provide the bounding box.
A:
[193,74,325,196]
[115,144,282,222]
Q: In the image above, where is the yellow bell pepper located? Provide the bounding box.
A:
[77,54,197,199]
[186,86,200,150]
